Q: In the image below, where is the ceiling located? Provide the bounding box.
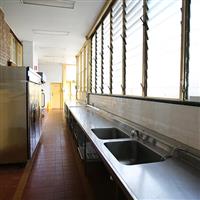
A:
[0,0,105,64]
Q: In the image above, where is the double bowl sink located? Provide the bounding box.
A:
[91,128,165,165]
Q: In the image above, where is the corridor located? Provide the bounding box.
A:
[22,110,92,200]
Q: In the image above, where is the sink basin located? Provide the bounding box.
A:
[91,128,129,139]
[105,140,164,165]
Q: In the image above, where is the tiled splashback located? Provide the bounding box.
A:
[89,94,200,151]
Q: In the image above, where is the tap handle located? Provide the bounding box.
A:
[131,129,139,138]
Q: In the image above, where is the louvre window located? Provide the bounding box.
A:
[147,0,182,98]
[91,34,96,93]
[78,51,82,92]
[188,0,200,101]
[112,0,123,95]
[76,55,80,92]
[102,13,111,94]
[125,0,143,96]
[96,26,102,93]
[81,50,84,92]
[84,45,88,92]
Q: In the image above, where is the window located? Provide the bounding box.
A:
[147,0,182,98]
[76,55,80,92]
[112,0,123,95]
[188,0,200,101]
[81,50,85,92]
[10,33,17,64]
[96,26,102,93]
[125,0,143,96]
[84,44,89,92]
[91,34,96,93]
[102,13,111,94]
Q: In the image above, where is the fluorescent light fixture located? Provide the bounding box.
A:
[21,0,75,9]
[33,29,69,36]
[39,47,66,50]
[44,56,64,58]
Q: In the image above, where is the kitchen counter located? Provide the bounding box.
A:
[68,105,200,200]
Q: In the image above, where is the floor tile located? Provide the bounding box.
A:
[22,110,91,200]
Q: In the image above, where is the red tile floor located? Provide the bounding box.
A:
[0,110,126,200]
[22,110,91,200]
[0,164,24,200]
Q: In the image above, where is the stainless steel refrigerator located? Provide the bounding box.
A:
[0,66,42,164]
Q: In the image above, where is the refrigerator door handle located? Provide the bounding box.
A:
[41,92,45,108]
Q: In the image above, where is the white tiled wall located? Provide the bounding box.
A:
[89,94,200,151]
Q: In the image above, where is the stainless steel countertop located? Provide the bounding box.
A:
[68,105,200,200]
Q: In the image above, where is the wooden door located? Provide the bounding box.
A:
[50,83,62,109]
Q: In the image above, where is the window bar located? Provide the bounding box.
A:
[122,0,126,95]
[180,0,190,100]
[101,23,104,94]
[110,10,113,94]
[142,0,148,97]
[95,33,97,93]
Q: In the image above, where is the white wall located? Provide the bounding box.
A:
[89,94,200,151]
[0,0,3,9]
[23,40,38,70]
[38,62,62,107]
[33,42,38,68]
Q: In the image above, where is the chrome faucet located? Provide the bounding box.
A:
[163,146,185,159]
[131,129,151,143]
[130,129,140,139]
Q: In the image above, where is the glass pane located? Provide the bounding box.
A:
[76,56,80,92]
[85,45,88,91]
[96,26,102,94]
[188,0,200,101]
[78,52,81,92]
[103,13,110,94]
[147,0,181,98]
[82,51,84,92]
[91,35,96,93]
[125,0,143,96]
[112,0,123,95]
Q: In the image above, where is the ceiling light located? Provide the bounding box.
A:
[44,56,64,58]
[21,0,75,9]
[33,29,69,36]
[39,47,66,50]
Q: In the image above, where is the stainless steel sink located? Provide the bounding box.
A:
[105,140,164,165]
[91,128,129,139]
